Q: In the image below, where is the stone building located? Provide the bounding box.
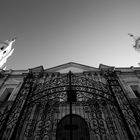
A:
[0,62,140,140]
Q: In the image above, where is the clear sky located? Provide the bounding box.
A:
[0,0,140,70]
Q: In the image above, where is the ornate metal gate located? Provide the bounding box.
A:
[0,70,140,140]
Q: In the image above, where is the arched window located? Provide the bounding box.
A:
[56,114,90,140]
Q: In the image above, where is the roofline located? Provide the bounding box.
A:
[45,62,98,72]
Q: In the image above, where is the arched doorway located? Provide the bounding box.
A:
[56,114,90,140]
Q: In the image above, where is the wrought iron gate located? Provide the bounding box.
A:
[0,70,140,140]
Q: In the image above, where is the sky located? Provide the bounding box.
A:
[0,0,140,70]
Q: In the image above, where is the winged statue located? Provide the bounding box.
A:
[0,38,16,69]
[128,33,140,52]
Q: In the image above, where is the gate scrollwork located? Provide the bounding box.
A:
[1,70,140,140]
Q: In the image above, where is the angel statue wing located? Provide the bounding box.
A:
[0,37,16,69]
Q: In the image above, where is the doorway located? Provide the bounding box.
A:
[56,114,90,140]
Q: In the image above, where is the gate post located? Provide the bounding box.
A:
[102,69,140,139]
[0,72,35,140]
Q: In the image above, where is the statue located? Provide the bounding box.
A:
[0,38,16,69]
[128,33,140,52]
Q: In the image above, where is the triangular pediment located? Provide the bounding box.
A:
[45,62,98,73]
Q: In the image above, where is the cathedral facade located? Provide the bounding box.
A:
[0,62,140,140]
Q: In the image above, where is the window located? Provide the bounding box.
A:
[0,88,14,102]
[131,85,140,98]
